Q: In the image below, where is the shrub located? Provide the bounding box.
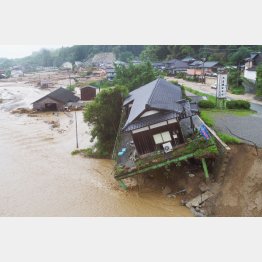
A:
[198,100,216,108]
[230,86,245,95]
[226,100,250,110]
[176,72,186,79]
[67,84,76,91]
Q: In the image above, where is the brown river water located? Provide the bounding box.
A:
[0,81,191,216]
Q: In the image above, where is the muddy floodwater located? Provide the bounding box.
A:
[0,81,191,216]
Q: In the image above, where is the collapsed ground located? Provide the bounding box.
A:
[131,143,262,217]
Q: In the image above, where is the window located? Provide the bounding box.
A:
[153,131,172,144]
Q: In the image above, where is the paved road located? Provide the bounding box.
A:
[213,112,262,148]
[170,77,262,147]
[167,77,262,106]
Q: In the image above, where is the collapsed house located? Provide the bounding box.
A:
[113,78,226,188]
[32,87,79,111]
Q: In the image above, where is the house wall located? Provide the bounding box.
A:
[245,61,253,69]
[80,87,96,101]
[205,76,217,85]
[187,68,214,76]
[244,70,256,82]
[33,97,64,111]
[131,122,183,155]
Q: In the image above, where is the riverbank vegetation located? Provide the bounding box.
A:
[83,85,128,157]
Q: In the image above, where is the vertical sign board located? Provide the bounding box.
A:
[199,124,210,140]
[217,73,228,99]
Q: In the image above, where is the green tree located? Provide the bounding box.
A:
[256,64,262,97]
[114,62,162,91]
[228,68,242,87]
[83,85,128,156]
[118,51,134,62]
[229,46,250,65]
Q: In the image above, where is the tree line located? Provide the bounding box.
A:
[1,45,262,70]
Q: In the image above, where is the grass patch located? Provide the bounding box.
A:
[201,108,255,117]
[200,111,215,127]
[230,86,245,95]
[217,132,241,144]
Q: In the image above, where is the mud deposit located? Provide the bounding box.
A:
[0,82,191,216]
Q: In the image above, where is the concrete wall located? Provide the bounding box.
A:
[33,97,64,111]
[244,70,256,82]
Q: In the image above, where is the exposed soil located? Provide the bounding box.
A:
[211,144,262,216]
[136,144,262,217]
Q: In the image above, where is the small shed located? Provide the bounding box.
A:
[33,87,79,111]
[80,85,97,101]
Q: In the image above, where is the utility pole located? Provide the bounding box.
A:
[75,111,79,148]
[68,69,71,87]
[202,58,206,84]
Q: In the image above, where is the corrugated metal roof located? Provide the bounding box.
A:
[33,87,79,104]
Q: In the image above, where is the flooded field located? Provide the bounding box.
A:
[0,81,191,216]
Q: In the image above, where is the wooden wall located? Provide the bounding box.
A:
[131,122,184,155]
[81,87,96,101]
[33,97,64,111]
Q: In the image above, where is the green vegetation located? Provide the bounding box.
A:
[83,85,128,157]
[198,100,216,109]
[230,86,245,95]
[88,79,113,89]
[67,84,76,91]
[116,136,218,177]
[256,64,262,97]
[2,45,262,73]
[228,68,244,94]
[217,132,241,144]
[114,62,162,91]
[0,45,144,70]
[175,72,187,79]
[226,100,250,109]
[228,46,251,65]
[200,111,215,127]
[139,45,262,64]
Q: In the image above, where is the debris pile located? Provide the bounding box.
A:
[11,108,36,114]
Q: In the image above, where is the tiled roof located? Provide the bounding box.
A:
[189,61,220,68]
[182,56,196,62]
[124,111,179,132]
[165,59,188,69]
[123,78,183,130]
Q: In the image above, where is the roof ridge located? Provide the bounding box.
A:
[147,78,161,106]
